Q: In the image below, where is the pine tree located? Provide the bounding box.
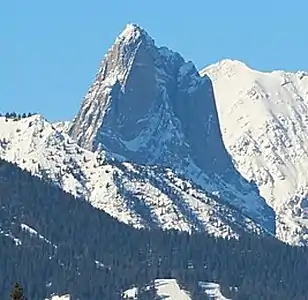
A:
[10,283,25,300]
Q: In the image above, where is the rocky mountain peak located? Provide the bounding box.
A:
[115,23,154,45]
[68,24,227,173]
[67,25,275,234]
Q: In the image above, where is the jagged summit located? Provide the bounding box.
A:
[115,23,153,45]
[119,23,144,36]
[68,24,233,175]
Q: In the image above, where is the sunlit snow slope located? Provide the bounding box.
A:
[123,279,231,300]
[201,59,308,244]
[0,115,267,238]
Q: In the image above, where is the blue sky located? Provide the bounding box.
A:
[1,0,307,121]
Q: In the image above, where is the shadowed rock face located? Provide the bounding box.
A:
[69,24,231,174]
[69,24,276,234]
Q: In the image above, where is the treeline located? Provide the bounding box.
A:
[0,158,307,300]
[0,112,36,120]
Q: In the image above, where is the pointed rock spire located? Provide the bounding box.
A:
[115,23,154,46]
[68,25,276,235]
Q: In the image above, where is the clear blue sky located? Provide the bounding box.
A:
[1,0,307,121]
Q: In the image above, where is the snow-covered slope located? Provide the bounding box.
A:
[67,24,275,234]
[0,115,268,237]
[201,59,308,244]
[123,279,231,300]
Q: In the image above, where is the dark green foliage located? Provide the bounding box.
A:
[0,158,307,300]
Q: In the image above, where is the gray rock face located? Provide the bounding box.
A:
[69,24,230,174]
[69,24,276,234]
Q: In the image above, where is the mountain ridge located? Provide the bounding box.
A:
[0,114,269,237]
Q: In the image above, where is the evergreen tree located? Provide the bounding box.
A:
[10,283,25,300]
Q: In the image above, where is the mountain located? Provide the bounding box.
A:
[3,22,308,299]
[68,23,225,174]
[4,24,308,244]
[201,60,308,245]
[2,158,308,300]
[67,23,275,235]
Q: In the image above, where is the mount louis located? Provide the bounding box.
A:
[2,23,307,245]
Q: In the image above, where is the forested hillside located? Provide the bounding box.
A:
[0,159,307,300]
